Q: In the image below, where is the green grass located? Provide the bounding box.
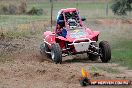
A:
[90,66,120,74]
[97,66,120,74]
[112,40,132,68]
[0,15,50,28]
[27,1,104,9]
[96,23,132,68]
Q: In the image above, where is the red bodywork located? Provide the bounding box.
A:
[43,8,99,54]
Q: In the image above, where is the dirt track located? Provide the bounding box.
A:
[0,19,132,88]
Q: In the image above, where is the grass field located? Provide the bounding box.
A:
[0,0,132,68]
[99,23,132,68]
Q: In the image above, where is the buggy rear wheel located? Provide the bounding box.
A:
[51,43,62,64]
[99,41,111,63]
[40,43,50,57]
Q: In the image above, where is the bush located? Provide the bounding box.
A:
[8,4,17,14]
[0,1,27,15]
[0,1,44,15]
[0,5,9,14]
[111,0,132,15]
[27,7,43,15]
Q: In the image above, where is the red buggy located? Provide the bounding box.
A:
[40,8,111,64]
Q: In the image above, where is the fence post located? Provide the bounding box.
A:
[50,0,53,29]
[105,0,109,16]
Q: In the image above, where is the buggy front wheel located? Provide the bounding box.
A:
[51,43,62,64]
[99,41,111,63]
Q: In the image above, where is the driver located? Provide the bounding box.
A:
[56,24,67,38]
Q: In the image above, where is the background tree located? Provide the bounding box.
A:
[111,0,132,15]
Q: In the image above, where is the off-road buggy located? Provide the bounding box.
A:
[40,8,111,64]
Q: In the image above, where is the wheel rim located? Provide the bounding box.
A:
[44,43,46,50]
[51,50,55,60]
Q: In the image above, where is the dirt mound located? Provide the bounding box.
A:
[94,19,132,26]
[0,36,25,56]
